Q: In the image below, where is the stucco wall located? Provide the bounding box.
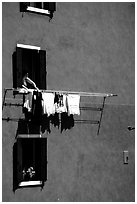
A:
[2,2,135,105]
[2,2,135,202]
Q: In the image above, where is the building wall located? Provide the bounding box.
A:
[2,2,135,202]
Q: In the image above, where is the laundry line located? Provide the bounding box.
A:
[4,88,117,98]
[2,88,117,135]
[40,89,117,97]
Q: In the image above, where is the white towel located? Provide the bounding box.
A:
[42,93,55,116]
[67,94,80,115]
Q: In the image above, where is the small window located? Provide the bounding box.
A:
[13,138,47,191]
[12,44,47,90]
[20,2,56,19]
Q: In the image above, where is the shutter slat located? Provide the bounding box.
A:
[17,139,23,185]
[39,50,46,90]
[12,51,17,88]
[16,47,23,88]
[40,138,47,182]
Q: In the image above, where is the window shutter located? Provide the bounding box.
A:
[35,2,42,9]
[17,139,23,185]
[13,142,17,192]
[43,2,56,12]
[16,47,23,88]
[32,50,40,89]
[39,50,47,90]
[40,138,47,182]
[20,2,30,12]
[43,2,49,10]
[48,2,56,12]
[12,51,17,88]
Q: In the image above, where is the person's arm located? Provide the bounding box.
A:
[26,77,40,91]
[22,84,29,92]
[26,77,37,87]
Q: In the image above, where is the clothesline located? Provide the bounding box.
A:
[40,89,117,97]
[4,88,117,98]
[3,88,117,135]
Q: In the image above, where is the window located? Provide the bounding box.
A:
[12,44,47,89]
[13,138,47,191]
[20,2,56,19]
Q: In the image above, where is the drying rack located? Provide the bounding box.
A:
[2,88,117,135]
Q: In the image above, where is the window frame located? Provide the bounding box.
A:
[13,138,47,191]
[12,43,47,90]
[20,2,56,18]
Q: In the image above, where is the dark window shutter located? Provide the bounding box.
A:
[16,47,23,88]
[39,50,46,90]
[22,48,33,82]
[17,139,23,185]
[12,51,17,88]
[35,2,42,9]
[40,138,47,182]
[32,50,40,88]
[43,2,49,10]
[20,2,30,12]
[48,2,56,11]
[43,2,56,11]
[13,142,17,192]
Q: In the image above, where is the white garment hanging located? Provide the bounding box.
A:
[67,94,80,115]
[23,89,33,112]
[42,92,55,116]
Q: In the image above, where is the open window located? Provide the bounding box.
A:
[20,2,56,19]
[12,44,47,90]
[13,138,47,191]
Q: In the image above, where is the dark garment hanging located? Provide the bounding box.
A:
[31,91,43,124]
[54,92,64,107]
[54,92,59,104]
[50,112,60,129]
[23,107,32,121]
[41,114,51,134]
[61,112,74,133]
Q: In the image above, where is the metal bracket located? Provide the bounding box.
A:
[97,96,106,135]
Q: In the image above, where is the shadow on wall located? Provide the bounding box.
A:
[13,138,48,192]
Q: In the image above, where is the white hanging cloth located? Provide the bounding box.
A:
[42,92,55,116]
[67,94,80,115]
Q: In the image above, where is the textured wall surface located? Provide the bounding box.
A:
[2,2,135,202]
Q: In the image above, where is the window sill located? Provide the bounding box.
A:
[17,134,42,138]
[19,181,42,187]
[27,6,50,15]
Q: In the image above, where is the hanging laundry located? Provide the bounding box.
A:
[61,112,74,133]
[67,94,80,115]
[31,91,43,124]
[54,93,67,113]
[50,112,60,129]
[54,92,59,104]
[41,114,51,134]
[23,90,33,112]
[42,92,55,116]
